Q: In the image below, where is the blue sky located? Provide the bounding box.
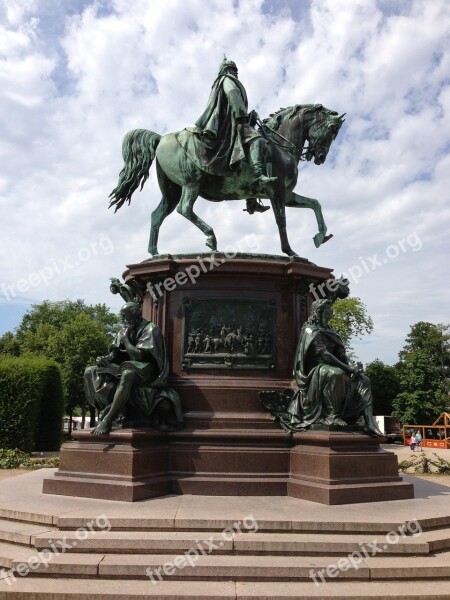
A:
[0,0,449,364]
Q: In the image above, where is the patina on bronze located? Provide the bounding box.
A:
[260,283,382,436]
[84,302,183,434]
[109,58,344,258]
[181,298,275,371]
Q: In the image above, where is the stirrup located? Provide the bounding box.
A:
[244,199,270,215]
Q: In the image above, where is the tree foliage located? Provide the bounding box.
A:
[15,299,118,344]
[392,322,450,425]
[1,300,119,416]
[330,297,374,349]
[48,312,112,412]
[0,331,20,356]
[365,359,401,416]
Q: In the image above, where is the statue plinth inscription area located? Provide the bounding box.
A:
[44,255,413,503]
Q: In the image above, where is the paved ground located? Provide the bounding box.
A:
[380,443,450,487]
[0,468,449,528]
[0,469,30,481]
[381,443,450,461]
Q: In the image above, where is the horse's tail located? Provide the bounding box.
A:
[109,129,161,212]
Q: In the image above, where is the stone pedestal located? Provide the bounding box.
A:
[43,254,414,504]
[288,430,414,504]
[169,428,290,496]
[42,429,171,502]
[129,253,326,497]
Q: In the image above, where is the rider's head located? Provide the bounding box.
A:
[219,57,238,77]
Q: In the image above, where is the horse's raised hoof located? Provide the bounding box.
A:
[313,232,333,248]
[205,235,217,252]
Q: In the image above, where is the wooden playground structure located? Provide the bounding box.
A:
[403,412,450,449]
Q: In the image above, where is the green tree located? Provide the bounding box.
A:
[365,359,401,416]
[15,299,118,344]
[392,322,450,425]
[2,300,119,428]
[330,297,374,349]
[48,313,112,419]
[0,331,20,356]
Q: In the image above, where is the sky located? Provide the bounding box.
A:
[0,0,449,365]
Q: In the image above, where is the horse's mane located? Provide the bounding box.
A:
[263,104,337,131]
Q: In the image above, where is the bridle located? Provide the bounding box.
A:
[257,112,338,162]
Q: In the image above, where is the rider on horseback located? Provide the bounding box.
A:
[194,57,276,214]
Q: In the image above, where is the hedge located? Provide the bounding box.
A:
[0,357,63,452]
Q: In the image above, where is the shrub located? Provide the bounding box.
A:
[34,363,64,451]
[0,448,60,469]
[0,357,63,452]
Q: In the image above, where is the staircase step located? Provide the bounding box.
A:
[0,519,55,546]
[33,531,233,554]
[55,514,423,534]
[233,531,430,555]
[0,507,54,526]
[6,551,104,577]
[0,577,236,598]
[104,551,450,581]
[419,526,450,551]
[235,580,450,598]
[2,550,450,581]
[366,551,450,579]
[32,529,433,555]
[1,577,450,598]
[99,553,370,580]
[0,541,40,569]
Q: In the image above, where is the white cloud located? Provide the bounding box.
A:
[0,0,449,365]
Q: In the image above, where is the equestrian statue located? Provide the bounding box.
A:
[109,57,345,258]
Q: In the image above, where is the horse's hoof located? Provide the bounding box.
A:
[313,232,333,247]
[205,236,217,252]
[283,248,298,258]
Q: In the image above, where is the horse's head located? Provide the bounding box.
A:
[305,107,345,165]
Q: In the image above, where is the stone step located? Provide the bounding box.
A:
[0,519,55,546]
[32,529,432,556]
[96,551,450,581]
[2,577,450,598]
[0,506,55,526]
[0,541,41,569]
[233,531,430,555]
[54,512,440,534]
[1,502,422,535]
[419,526,450,551]
[1,548,449,581]
[33,531,234,554]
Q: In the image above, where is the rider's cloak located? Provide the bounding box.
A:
[176,73,260,176]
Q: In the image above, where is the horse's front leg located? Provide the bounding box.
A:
[286,192,333,247]
[269,190,298,257]
[177,183,217,251]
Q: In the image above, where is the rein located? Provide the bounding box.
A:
[257,115,321,162]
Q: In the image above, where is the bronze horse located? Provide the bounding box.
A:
[109,104,344,257]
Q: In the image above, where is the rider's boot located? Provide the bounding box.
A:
[248,139,277,187]
[244,199,270,214]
